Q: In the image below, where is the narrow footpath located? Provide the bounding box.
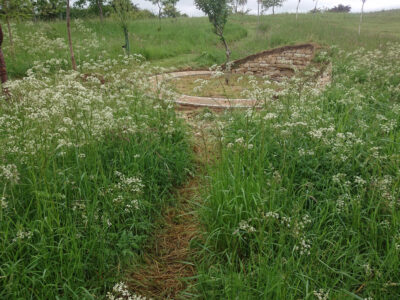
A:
[128,108,217,299]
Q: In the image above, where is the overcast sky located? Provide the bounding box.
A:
[135,0,400,17]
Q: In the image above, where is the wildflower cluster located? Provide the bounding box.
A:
[106,282,151,300]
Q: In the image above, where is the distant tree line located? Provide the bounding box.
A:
[0,0,161,21]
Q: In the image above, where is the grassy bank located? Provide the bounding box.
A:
[3,10,400,78]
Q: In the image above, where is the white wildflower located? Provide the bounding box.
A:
[0,164,20,184]
[0,196,8,209]
[354,176,367,186]
[313,289,329,300]
[264,113,278,120]
[233,220,256,235]
[12,230,33,243]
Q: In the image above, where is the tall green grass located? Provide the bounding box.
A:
[196,44,400,299]
[233,11,400,57]
[2,18,247,78]
[0,54,192,298]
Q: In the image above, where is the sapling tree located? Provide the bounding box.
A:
[113,0,131,54]
[229,0,247,14]
[66,0,76,70]
[147,0,176,30]
[262,0,285,15]
[359,0,366,35]
[313,0,319,13]
[296,0,301,20]
[195,0,231,84]
[98,0,104,21]
[163,0,180,18]
[75,0,106,22]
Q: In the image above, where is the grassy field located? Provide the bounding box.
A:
[1,9,400,300]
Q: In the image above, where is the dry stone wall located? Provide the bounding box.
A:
[230,44,316,80]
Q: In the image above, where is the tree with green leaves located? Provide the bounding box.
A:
[148,0,162,30]
[0,0,32,53]
[195,0,231,84]
[32,0,65,20]
[163,0,180,18]
[261,0,285,15]
[147,0,178,30]
[74,0,106,22]
[229,0,247,14]
[113,0,132,54]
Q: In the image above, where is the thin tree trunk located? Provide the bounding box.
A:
[273,6,275,15]
[359,1,365,35]
[6,17,14,56]
[219,33,231,85]
[32,7,37,22]
[257,1,260,24]
[296,0,301,20]
[221,37,231,64]
[314,0,318,12]
[66,0,77,71]
[158,4,162,31]
[123,26,130,54]
[0,24,9,95]
[97,0,104,23]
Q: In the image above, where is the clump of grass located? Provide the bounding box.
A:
[196,43,400,299]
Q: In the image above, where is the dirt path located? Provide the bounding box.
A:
[128,108,216,299]
[128,177,199,299]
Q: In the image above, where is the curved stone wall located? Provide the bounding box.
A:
[230,44,317,80]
